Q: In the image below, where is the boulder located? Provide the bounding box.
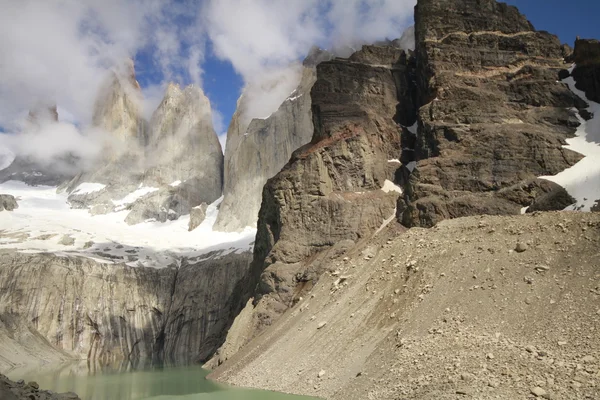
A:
[0,194,18,211]
[189,203,209,231]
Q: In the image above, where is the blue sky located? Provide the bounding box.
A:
[504,0,600,44]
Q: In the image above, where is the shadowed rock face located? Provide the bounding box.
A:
[572,38,600,102]
[0,250,251,368]
[398,0,585,227]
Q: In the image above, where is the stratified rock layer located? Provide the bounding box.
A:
[0,250,251,368]
[399,0,585,227]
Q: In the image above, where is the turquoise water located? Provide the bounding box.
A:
[6,363,316,400]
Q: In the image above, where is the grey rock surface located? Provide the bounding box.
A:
[189,203,208,231]
[220,43,408,346]
[66,74,223,226]
[214,66,318,232]
[123,188,190,225]
[144,83,223,206]
[66,61,147,208]
[0,194,18,211]
[0,250,251,368]
[572,38,600,102]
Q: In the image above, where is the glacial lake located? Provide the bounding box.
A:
[7,363,316,400]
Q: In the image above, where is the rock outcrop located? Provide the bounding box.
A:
[214,63,323,232]
[189,203,208,231]
[571,38,600,102]
[92,60,145,146]
[66,61,147,206]
[398,0,585,227]
[0,250,251,368]
[0,194,18,211]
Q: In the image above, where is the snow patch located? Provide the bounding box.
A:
[112,186,159,208]
[407,161,417,172]
[381,180,403,194]
[0,181,255,269]
[375,208,397,235]
[541,71,600,211]
[387,159,401,164]
[72,183,106,195]
[169,180,182,187]
[408,122,418,135]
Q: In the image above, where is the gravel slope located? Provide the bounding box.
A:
[211,212,600,400]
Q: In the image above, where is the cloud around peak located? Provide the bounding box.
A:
[0,0,416,166]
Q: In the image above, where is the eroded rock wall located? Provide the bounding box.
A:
[399,0,585,227]
[144,84,223,207]
[0,250,251,368]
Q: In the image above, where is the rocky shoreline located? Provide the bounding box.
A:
[0,374,79,400]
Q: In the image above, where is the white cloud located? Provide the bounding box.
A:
[0,122,107,174]
[203,0,416,121]
[0,0,206,170]
[0,0,205,129]
[0,0,416,170]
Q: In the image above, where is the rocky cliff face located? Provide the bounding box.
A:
[214,65,321,232]
[92,60,145,146]
[66,62,146,204]
[572,38,600,102]
[398,0,585,227]
[209,0,600,369]
[208,44,413,361]
[0,250,251,369]
[144,83,223,207]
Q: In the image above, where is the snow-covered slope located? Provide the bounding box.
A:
[541,68,600,211]
[0,180,255,268]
